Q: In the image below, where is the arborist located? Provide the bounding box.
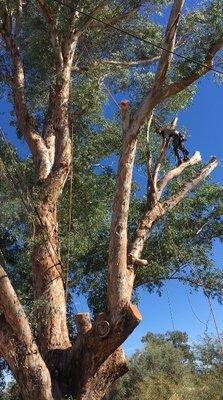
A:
[155,121,190,166]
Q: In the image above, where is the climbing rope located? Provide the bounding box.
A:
[204,290,222,345]
[166,286,175,331]
[155,220,176,331]
[65,123,74,302]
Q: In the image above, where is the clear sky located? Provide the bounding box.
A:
[0,1,223,358]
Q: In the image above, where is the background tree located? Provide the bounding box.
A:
[107,331,223,400]
[0,0,223,399]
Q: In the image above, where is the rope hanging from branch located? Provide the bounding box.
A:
[65,123,74,302]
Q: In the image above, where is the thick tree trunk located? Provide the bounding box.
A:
[75,348,128,400]
[0,317,54,400]
[33,199,70,354]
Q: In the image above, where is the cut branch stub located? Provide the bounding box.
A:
[75,313,92,335]
[127,254,148,267]
[127,303,142,324]
[95,312,111,339]
[120,99,130,133]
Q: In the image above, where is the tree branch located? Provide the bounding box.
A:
[128,0,184,141]
[154,0,185,89]
[157,150,202,194]
[0,8,51,181]
[0,260,34,346]
[107,1,184,317]
[129,35,223,140]
[153,118,178,187]
[44,2,111,184]
[153,138,170,188]
[43,88,56,167]
[36,0,63,70]
[162,36,223,99]
[77,348,128,400]
[76,0,110,35]
[98,35,185,69]
[90,2,140,29]
[107,100,138,318]
[0,259,55,399]
[99,55,160,67]
[130,156,218,263]
[67,305,141,397]
[162,156,218,212]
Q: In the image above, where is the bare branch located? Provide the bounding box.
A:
[162,156,218,211]
[153,138,170,187]
[98,37,186,69]
[43,89,56,167]
[0,8,51,180]
[130,156,218,263]
[128,0,184,141]
[99,55,160,67]
[154,0,185,89]
[157,150,201,194]
[163,36,223,98]
[145,150,157,207]
[146,112,154,143]
[0,260,34,345]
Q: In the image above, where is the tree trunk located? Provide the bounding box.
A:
[33,198,70,354]
[75,348,128,400]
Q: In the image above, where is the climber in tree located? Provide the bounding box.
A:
[156,122,190,166]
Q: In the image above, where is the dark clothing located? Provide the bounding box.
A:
[159,128,174,140]
[173,140,189,164]
[158,128,189,165]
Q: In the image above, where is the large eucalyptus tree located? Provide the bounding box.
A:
[0,0,223,399]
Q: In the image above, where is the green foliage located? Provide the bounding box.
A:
[0,0,222,315]
[107,331,223,400]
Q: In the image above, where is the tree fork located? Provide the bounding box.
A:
[46,304,140,398]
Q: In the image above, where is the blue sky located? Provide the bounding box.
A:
[0,0,223,359]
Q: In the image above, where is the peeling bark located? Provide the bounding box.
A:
[33,200,70,354]
[0,316,55,400]
[0,262,54,400]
